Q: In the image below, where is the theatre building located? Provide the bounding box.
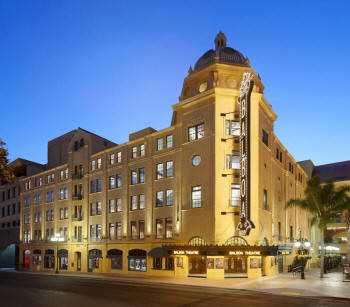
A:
[19,32,310,279]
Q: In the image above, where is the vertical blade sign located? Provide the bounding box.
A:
[237,72,255,236]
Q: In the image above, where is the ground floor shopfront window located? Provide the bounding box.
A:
[58,249,68,270]
[107,249,123,270]
[44,249,55,269]
[224,256,247,277]
[188,255,207,277]
[32,250,42,267]
[88,249,102,272]
[128,249,146,272]
[23,249,30,268]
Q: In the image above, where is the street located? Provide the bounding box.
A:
[0,271,349,306]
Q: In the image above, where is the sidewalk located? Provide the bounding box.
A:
[23,268,350,300]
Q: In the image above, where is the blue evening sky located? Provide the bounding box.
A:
[1,0,349,166]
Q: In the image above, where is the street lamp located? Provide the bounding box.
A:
[51,233,64,274]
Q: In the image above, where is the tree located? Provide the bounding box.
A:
[286,176,350,278]
[0,138,14,184]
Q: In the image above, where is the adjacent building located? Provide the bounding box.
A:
[18,32,311,279]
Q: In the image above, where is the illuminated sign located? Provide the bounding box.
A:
[229,251,261,256]
[237,72,255,236]
[173,250,199,255]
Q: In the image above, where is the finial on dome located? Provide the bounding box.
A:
[214,32,227,50]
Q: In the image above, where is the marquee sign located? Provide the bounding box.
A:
[236,72,255,236]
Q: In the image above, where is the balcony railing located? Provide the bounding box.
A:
[72,172,84,180]
[72,214,83,221]
[72,193,83,200]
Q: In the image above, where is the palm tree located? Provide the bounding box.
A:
[286,176,350,278]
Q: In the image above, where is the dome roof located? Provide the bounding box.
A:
[194,32,249,71]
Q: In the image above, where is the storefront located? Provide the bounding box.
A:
[88,249,102,272]
[107,249,123,270]
[128,249,147,272]
[44,249,55,269]
[58,249,68,270]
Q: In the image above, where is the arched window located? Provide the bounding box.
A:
[128,249,146,272]
[225,236,248,246]
[188,236,207,246]
[107,249,123,270]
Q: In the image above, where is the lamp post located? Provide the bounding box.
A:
[51,233,64,274]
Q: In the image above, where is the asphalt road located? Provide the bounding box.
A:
[0,272,349,306]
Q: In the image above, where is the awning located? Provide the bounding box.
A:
[148,247,169,257]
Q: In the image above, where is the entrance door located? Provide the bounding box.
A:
[278,255,284,273]
[75,252,81,272]
[224,256,248,277]
[188,255,207,277]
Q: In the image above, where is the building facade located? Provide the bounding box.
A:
[19,33,310,278]
[0,159,45,268]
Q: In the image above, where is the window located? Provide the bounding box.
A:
[153,257,162,269]
[91,160,96,171]
[165,218,173,239]
[96,179,102,192]
[109,199,116,213]
[139,194,145,209]
[109,223,115,240]
[130,195,138,211]
[231,184,240,206]
[117,151,122,163]
[156,191,164,207]
[116,198,122,212]
[109,176,116,189]
[157,138,163,151]
[90,180,95,193]
[97,158,102,169]
[60,169,68,180]
[116,222,122,240]
[166,135,173,148]
[225,120,240,136]
[115,173,121,188]
[188,123,204,141]
[263,189,268,210]
[59,187,68,200]
[140,144,145,157]
[109,153,115,165]
[139,220,145,239]
[156,219,163,239]
[132,146,137,159]
[90,179,102,193]
[156,163,164,179]
[131,170,137,185]
[165,257,174,270]
[278,222,282,241]
[46,191,54,203]
[290,226,294,242]
[191,186,202,208]
[139,168,145,183]
[262,129,269,146]
[96,201,102,215]
[47,173,55,184]
[131,221,137,239]
[166,189,173,206]
[166,161,173,177]
[289,162,294,174]
[226,153,240,170]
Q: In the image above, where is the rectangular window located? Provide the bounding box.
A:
[188,123,204,141]
[90,224,95,239]
[96,224,102,240]
[109,223,115,240]
[132,146,137,159]
[109,153,115,165]
[117,151,122,163]
[130,195,138,211]
[139,194,145,210]
[131,170,137,185]
[116,222,122,240]
[90,180,95,193]
[191,186,202,208]
[165,218,173,239]
[109,199,116,213]
[139,220,145,239]
[231,184,240,207]
[97,158,102,169]
[156,163,164,179]
[96,179,102,192]
[156,219,163,239]
[139,168,145,183]
[116,174,122,188]
[140,144,145,157]
[262,129,269,146]
[157,138,163,151]
[225,120,240,136]
[263,189,268,210]
[109,175,116,189]
[290,226,294,242]
[131,221,137,239]
[166,135,173,148]
[91,160,96,171]
[156,191,164,207]
[90,203,96,216]
[166,161,173,177]
[226,153,240,170]
[166,189,173,206]
[116,198,122,212]
[96,201,102,215]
